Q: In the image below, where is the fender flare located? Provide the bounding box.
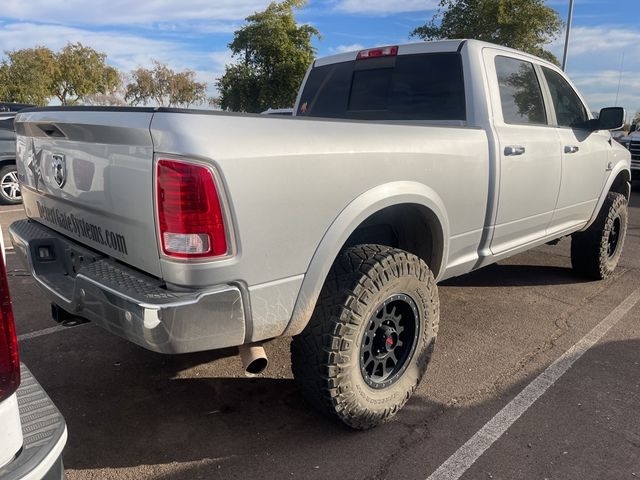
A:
[582,164,631,231]
[283,181,449,337]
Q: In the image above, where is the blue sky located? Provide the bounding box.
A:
[0,0,638,119]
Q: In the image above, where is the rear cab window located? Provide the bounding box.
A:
[297,52,466,121]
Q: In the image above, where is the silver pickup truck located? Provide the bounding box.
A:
[9,40,631,429]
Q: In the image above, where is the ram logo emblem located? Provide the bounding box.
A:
[51,154,67,188]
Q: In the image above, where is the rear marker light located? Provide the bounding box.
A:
[356,45,398,60]
[157,159,228,259]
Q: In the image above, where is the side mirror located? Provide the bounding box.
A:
[595,107,624,131]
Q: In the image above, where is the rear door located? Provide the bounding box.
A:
[483,50,562,254]
[15,109,161,277]
[540,67,609,233]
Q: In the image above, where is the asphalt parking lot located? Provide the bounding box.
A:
[3,184,639,480]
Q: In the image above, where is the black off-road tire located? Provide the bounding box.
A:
[571,192,628,280]
[290,244,439,430]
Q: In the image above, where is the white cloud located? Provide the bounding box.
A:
[1,0,271,25]
[0,22,234,71]
[547,25,640,115]
[571,70,640,115]
[331,43,365,53]
[0,22,177,71]
[572,71,640,91]
[334,0,438,15]
[0,22,233,98]
[551,26,640,57]
[209,51,236,71]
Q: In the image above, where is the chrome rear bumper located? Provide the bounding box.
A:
[10,219,246,354]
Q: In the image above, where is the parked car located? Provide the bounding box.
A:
[10,40,631,429]
[0,227,67,479]
[261,108,294,116]
[0,103,33,205]
[617,125,640,179]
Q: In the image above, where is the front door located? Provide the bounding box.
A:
[484,51,562,254]
[541,66,609,234]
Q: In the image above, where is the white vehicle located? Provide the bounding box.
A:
[10,40,631,429]
[617,126,640,178]
[261,108,294,116]
[0,228,67,479]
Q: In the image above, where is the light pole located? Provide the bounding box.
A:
[561,0,574,71]
[615,52,625,106]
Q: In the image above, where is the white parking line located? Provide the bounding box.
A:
[427,287,640,480]
[17,323,88,341]
[0,208,25,214]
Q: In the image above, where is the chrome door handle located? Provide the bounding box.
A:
[564,145,579,154]
[504,145,525,156]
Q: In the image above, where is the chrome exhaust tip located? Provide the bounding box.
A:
[239,344,268,376]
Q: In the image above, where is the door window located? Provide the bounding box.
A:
[542,67,588,128]
[495,56,547,126]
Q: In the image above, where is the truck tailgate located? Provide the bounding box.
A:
[14,109,161,277]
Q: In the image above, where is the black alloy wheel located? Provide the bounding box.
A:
[360,294,420,389]
[607,216,621,259]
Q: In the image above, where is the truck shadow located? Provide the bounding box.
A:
[441,263,583,288]
[33,337,639,480]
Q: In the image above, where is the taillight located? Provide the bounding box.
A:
[156,159,228,259]
[0,247,19,402]
[356,45,398,60]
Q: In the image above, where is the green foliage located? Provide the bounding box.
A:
[53,43,120,105]
[0,43,120,106]
[411,0,563,64]
[0,47,57,106]
[169,70,208,107]
[83,72,128,106]
[217,0,319,112]
[124,61,207,107]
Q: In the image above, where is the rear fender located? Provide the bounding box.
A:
[283,181,449,337]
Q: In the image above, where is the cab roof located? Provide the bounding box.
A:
[313,39,556,69]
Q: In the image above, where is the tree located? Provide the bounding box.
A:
[633,111,640,126]
[0,43,120,106]
[169,71,208,107]
[83,72,128,106]
[217,0,319,113]
[411,0,563,64]
[125,61,207,107]
[0,47,57,106]
[52,43,120,105]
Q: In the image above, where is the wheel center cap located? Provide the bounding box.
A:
[381,327,398,353]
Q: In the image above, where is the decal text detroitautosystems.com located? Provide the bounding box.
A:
[36,201,128,255]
